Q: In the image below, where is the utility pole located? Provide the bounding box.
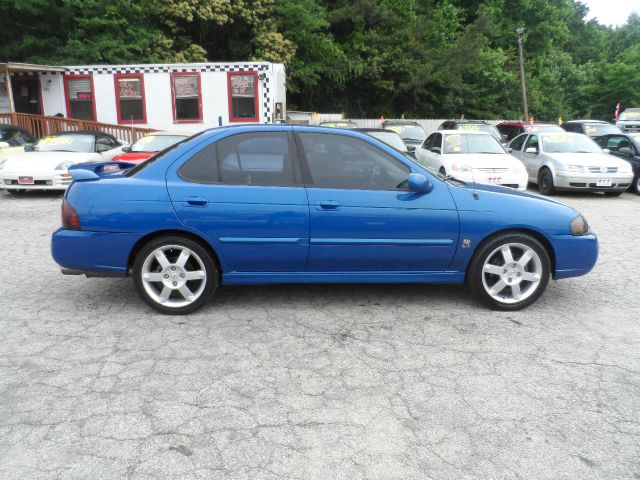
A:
[516,27,529,121]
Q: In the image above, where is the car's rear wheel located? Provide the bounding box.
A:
[633,173,640,194]
[537,168,555,195]
[469,233,551,311]
[133,236,218,314]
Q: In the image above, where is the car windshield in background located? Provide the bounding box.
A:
[458,123,502,141]
[385,125,426,142]
[33,134,94,153]
[542,134,602,153]
[619,111,640,121]
[131,135,187,152]
[530,125,563,133]
[443,134,505,154]
[366,131,407,151]
[583,124,621,136]
[320,122,358,129]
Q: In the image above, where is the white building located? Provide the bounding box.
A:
[0,62,286,132]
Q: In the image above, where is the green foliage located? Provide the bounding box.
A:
[0,0,639,120]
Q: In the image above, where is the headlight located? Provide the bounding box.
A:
[570,214,590,236]
[566,164,584,173]
[0,159,6,170]
[619,164,633,174]
[55,161,75,170]
[451,163,472,172]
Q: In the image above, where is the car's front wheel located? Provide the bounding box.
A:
[133,236,218,314]
[537,168,555,195]
[634,173,640,194]
[468,233,551,311]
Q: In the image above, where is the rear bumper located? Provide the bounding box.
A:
[550,233,598,279]
[51,228,142,276]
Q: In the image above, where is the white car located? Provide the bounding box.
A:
[0,131,128,193]
[415,130,528,190]
[508,131,635,196]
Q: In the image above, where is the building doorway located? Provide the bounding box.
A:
[11,77,42,115]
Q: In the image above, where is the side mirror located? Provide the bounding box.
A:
[603,148,611,154]
[430,147,441,154]
[408,173,433,193]
[122,146,131,153]
[525,147,538,154]
[0,141,9,149]
[24,144,35,152]
[617,147,633,156]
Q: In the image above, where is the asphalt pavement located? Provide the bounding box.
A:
[0,188,639,480]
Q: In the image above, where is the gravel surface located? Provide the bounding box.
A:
[0,188,639,480]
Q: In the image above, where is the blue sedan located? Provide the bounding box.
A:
[51,125,598,314]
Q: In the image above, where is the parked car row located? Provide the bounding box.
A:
[0,128,189,193]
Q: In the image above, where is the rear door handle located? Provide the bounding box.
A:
[315,200,341,211]
[185,196,208,206]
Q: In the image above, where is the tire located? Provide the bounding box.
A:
[133,235,218,315]
[537,168,555,195]
[633,174,640,194]
[468,233,551,311]
[604,191,623,197]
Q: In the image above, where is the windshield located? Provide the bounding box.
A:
[385,124,427,142]
[619,110,640,121]
[583,124,622,136]
[542,134,602,153]
[458,123,502,141]
[443,133,505,154]
[131,135,187,152]
[367,131,407,151]
[33,134,94,153]
[528,125,563,133]
[320,122,357,129]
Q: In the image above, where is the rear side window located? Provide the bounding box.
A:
[178,132,298,186]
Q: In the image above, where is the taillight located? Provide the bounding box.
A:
[61,199,81,230]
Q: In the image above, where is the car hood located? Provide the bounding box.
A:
[0,146,25,161]
[544,152,630,169]
[447,181,579,235]
[1,151,100,172]
[444,153,522,169]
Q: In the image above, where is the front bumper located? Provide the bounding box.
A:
[458,171,528,190]
[554,171,634,192]
[551,233,598,279]
[0,171,73,190]
[51,228,143,276]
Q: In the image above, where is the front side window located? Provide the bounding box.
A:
[524,134,539,152]
[228,72,258,122]
[64,75,95,121]
[0,129,33,146]
[298,133,410,190]
[509,134,527,151]
[171,73,201,122]
[115,75,146,124]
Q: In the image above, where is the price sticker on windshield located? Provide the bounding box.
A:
[459,124,480,131]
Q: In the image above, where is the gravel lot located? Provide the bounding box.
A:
[0,188,639,480]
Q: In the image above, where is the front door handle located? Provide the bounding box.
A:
[315,200,341,211]
[185,196,208,206]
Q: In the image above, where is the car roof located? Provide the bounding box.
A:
[383,120,420,125]
[142,131,190,137]
[447,119,491,124]
[563,120,609,124]
[438,129,494,135]
[355,128,399,133]
[498,121,557,126]
[46,130,119,141]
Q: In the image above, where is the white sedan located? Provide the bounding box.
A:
[508,131,634,196]
[0,131,127,193]
[415,130,528,190]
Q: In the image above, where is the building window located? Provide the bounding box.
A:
[171,73,202,123]
[227,72,258,122]
[115,74,146,124]
[64,75,95,121]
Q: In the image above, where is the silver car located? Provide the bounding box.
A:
[508,131,634,196]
